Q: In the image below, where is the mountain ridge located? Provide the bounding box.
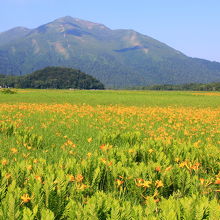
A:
[0,16,220,88]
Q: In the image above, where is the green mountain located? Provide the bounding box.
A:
[0,16,220,88]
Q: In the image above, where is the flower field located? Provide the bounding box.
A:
[0,90,220,219]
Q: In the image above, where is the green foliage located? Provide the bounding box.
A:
[0,67,105,89]
[0,128,220,218]
[1,88,17,94]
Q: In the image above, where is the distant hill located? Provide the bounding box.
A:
[0,16,220,88]
[0,67,105,89]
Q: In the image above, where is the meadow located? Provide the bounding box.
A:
[0,89,220,219]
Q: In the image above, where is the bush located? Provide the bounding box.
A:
[1,88,17,94]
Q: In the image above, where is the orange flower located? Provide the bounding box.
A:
[76,174,84,182]
[154,198,160,203]
[165,166,172,171]
[116,179,124,187]
[1,159,8,165]
[68,175,75,182]
[200,178,205,185]
[5,173,11,179]
[135,178,144,187]
[35,175,42,183]
[191,162,200,171]
[107,161,113,166]
[215,179,220,184]
[155,166,161,172]
[100,158,107,164]
[21,194,31,203]
[100,144,106,151]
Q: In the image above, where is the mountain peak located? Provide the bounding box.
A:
[2,26,30,34]
[55,16,109,30]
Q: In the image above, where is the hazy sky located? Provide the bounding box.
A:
[1,0,220,62]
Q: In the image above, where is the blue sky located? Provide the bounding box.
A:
[1,0,220,62]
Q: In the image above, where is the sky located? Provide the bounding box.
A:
[1,0,220,62]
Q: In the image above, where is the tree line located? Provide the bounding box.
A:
[128,82,220,91]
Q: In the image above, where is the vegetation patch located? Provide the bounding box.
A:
[0,91,219,219]
[0,67,105,89]
[1,88,17,94]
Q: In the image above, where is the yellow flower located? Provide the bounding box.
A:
[77,184,88,190]
[33,159,38,163]
[27,165,32,170]
[87,137,92,143]
[87,152,92,157]
[10,148,18,154]
[179,161,188,168]
[21,194,31,203]
[69,150,75,155]
[142,180,152,188]
[128,149,135,153]
[175,157,180,163]
[148,149,154,154]
[155,180,164,188]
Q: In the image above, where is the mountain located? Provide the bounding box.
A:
[0,16,220,88]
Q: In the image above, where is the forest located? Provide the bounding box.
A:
[0,67,105,90]
[129,82,220,91]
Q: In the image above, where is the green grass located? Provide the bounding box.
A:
[0,89,220,107]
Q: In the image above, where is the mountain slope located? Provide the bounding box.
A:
[0,16,220,87]
[0,27,31,46]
